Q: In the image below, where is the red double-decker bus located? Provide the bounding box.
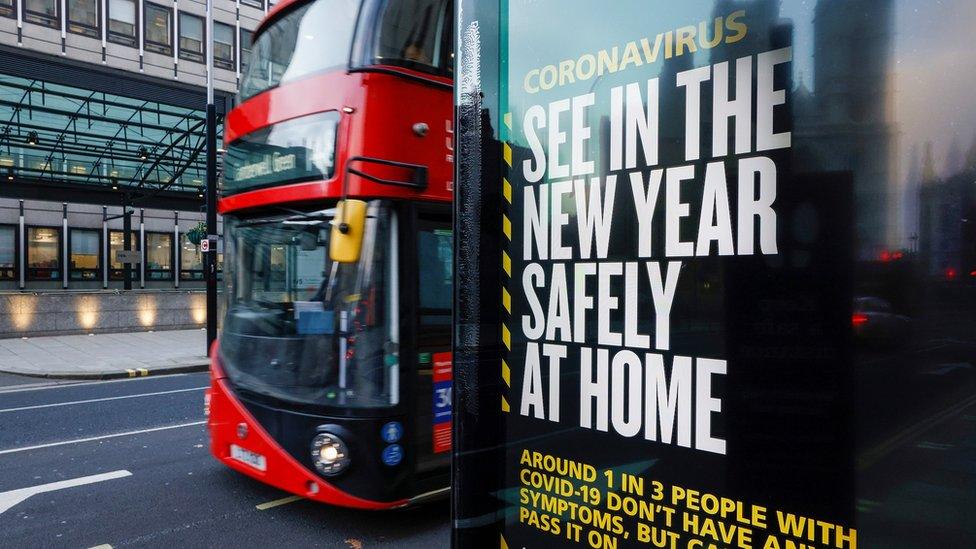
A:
[206,0,454,509]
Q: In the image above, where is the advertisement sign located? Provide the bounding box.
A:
[445,1,951,547]
[433,352,453,454]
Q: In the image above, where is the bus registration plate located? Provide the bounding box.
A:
[230,444,267,472]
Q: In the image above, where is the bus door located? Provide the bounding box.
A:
[411,210,453,480]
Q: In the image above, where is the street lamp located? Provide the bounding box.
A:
[26,131,38,145]
[138,147,149,161]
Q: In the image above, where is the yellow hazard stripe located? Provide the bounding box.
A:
[503,178,512,203]
[503,112,512,131]
[501,396,510,413]
[502,251,511,277]
[502,287,511,314]
[502,359,511,387]
[502,215,511,240]
[502,324,511,350]
[503,143,512,167]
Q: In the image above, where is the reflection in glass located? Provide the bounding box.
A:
[179,12,204,61]
[0,226,14,280]
[67,0,99,36]
[371,0,451,74]
[108,0,136,44]
[144,3,172,54]
[27,227,59,280]
[180,233,204,280]
[214,22,236,69]
[70,229,99,280]
[146,233,173,280]
[238,0,358,100]
[109,230,139,280]
[221,202,396,408]
[24,0,58,27]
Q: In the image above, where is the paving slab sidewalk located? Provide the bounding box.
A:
[0,329,210,379]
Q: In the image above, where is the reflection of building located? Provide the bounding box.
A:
[0,0,269,335]
[793,0,896,259]
[917,139,976,279]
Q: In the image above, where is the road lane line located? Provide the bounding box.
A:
[857,393,976,471]
[0,374,193,395]
[0,387,207,414]
[0,421,206,456]
[255,495,303,510]
[0,470,132,515]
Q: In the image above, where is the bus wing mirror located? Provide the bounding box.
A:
[330,199,367,263]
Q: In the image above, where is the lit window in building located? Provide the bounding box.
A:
[67,0,99,37]
[24,0,59,28]
[70,229,100,281]
[180,234,203,280]
[179,12,205,63]
[144,3,173,55]
[0,225,15,281]
[26,227,61,281]
[109,230,140,281]
[0,0,16,19]
[214,22,236,70]
[146,232,173,280]
[240,29,253,74]
[107,0,137,46]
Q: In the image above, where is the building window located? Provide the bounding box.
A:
[24,0,59,28]
[107,0,138,46]
[109,230,139,281]
[180,233,203,280]
[69,229,100,281]
[146,232,173,280]
[214,22,236,70]
[0,225,16,281]
[0,0,16,20]
[240,28,253,74]
[25,227,61,281]
[67,0,99,38]
[144,3,173,56]
[178,12,205,63]
[241,0,263,10]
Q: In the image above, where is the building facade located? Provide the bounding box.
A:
[0,0,264,336]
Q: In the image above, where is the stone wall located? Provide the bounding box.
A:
[0,290,208,338]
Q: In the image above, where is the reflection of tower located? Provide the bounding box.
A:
[794,0,895,258]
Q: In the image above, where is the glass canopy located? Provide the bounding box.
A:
[0,73,221,195]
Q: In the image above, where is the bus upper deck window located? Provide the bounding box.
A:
[369,0,452,75]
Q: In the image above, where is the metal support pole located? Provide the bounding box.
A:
[102,206,108,289]
[140,209,146,289]
[18,200,25,290]
[122,197,132,291]
[205,0,218,354]
[174,211,180,289]
[62,202,68,289]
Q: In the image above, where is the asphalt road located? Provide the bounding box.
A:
[0,373,450,548]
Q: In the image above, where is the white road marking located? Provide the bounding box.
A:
[0,470,132,515]
[0,373,193,395]
[0,387,207,414]
[0,421,207,456]
[255,495,302,510]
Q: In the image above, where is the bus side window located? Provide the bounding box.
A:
[418,226,452,328]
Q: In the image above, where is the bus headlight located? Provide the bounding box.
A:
[310,432,350,476]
